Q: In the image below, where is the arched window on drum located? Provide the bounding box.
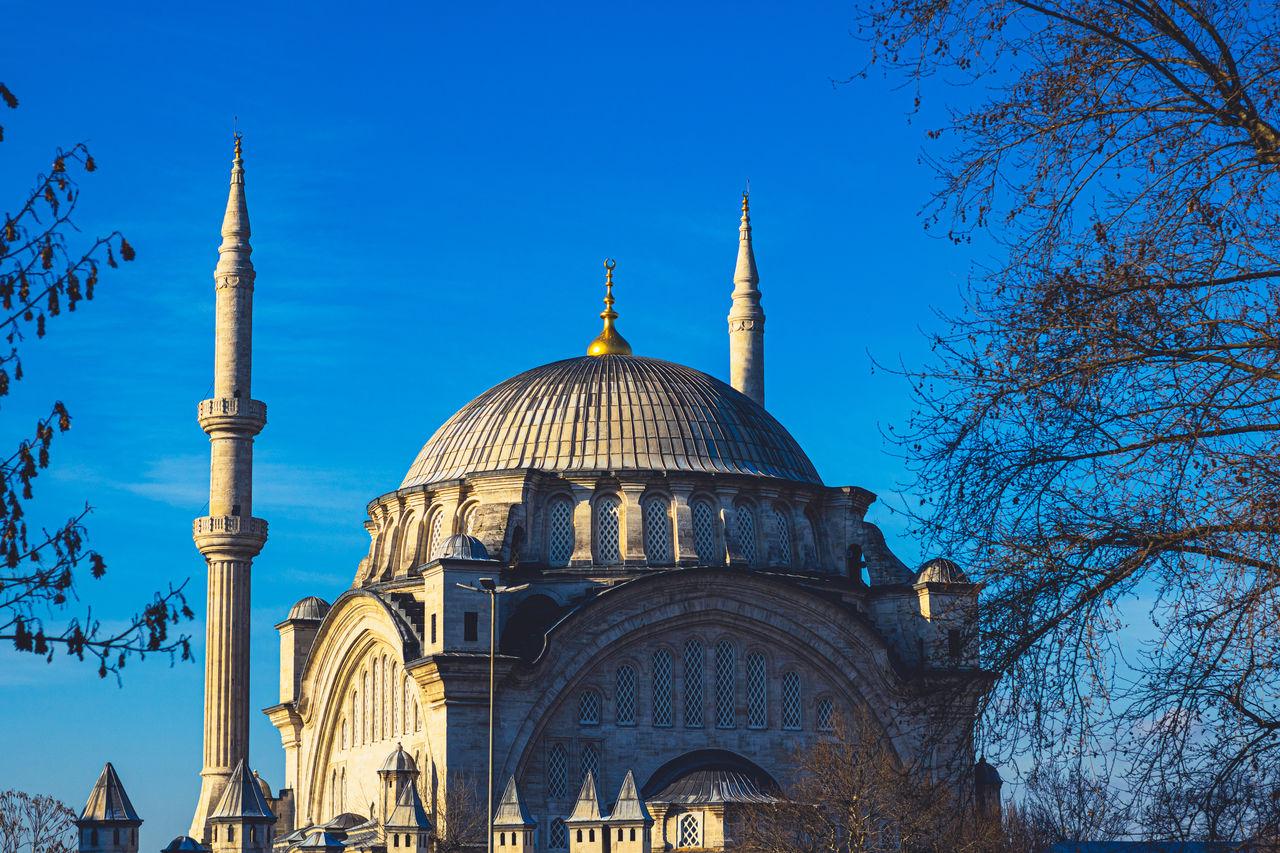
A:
[692,498,717,565]
[773,503,793,568]
[643,496,672,565]
[425,508,445,562]
[547,496,573,567]
[594,494,622,564]
[735,502,757,567]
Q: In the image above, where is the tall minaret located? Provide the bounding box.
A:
[728,190,764,407]
[190,134,268,840]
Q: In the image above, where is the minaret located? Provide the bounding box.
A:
[728,190,765,407]
[190,134,268,839]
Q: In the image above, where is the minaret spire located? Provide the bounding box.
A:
[190,133,268,841]
[586,258,632,356]
[728,189,765,407]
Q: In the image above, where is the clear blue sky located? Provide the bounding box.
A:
[0,0,984,845]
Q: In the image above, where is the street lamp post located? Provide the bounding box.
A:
[457,577,528,853]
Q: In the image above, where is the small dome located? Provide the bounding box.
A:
[253,770,272,801]
[916,557,969,585]
[380,744,417,774]
[161,838,208,853]
[440,534,489,561]
[294,830,347,851]
[288,596,331,621]
[974,758,1002,785]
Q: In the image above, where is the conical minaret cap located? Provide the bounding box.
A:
[210,760,275,821]
[566,770,605,822]
[733,190,759,287]
[216,133,254,283]
[79,763,141,824]
[608,770,652,824]
[493,776,536,827]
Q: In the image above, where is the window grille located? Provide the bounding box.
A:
[678,814,700,848]
[616,665,636,725]
[692,500,716,564]
[774,506,792,566]
[644,498,671,564]
[747,653,767,729]
[581,743,599,783]
[548,498,573,566]
[579,691,601,725]
[595,495,622,564]
[549,819,567,849]
[715,641,736,728]
[548,744,568,799]
[684,639,704,728]
[816,696,835,731]
[426,511,444,560]
[783,672,802,730]
[736,505,756,566]
[652,649,672,727]
[462,504,478,536]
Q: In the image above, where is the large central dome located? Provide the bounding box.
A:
[400,355,822,488]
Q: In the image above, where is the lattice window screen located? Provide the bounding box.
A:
[747,653,767,729]
[595,495,622,564]
[549,819,567,849]
[679,815,700,849]
[578,691,601,725]
[736,505,756,566]
[616,665,636,725]
[652,650,672,727]
[644,498,671,564]
[548,744,568,798]
[684,639,704,728]
[581,743,599,783]
[693,500,716,564]
[462,504,478,535]
[548,498,573,566]
[783,672,802,730]
[715,641,736,728]
[426,511,444,560]
[774,506,792,566]
[816,696,835,731]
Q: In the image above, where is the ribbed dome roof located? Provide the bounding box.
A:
[401,355,821,488]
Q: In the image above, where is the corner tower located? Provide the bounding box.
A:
[191,134,268,839]
[728,191,764,407]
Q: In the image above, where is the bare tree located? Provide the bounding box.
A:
[0,790,75,853]
[431,773,485,853]
[852,0,1280,818]
[0,83,191,677]
[732,709,1009,853]
[1021,763,1128,845]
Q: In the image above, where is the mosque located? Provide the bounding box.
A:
[72,139,997,853]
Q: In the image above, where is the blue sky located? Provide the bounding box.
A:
[1,0,984,845]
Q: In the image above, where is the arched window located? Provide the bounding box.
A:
[736,503,757,566]
[389,659,398,736]
[595,494,622,564]
[816,696,835,731]
[341,717,347,750]
[643,496,671,564]
[581,743,599,783]
[332,769,339,814]
[372,658,381,741]
[652,649,672,727]
[803,510,820,569]
[426,509,445,561]
[461,503,479,536]
[548,744,568,798]
[351,689,359,745]
[692,499,717,565]
[579,690,601,725]
[746,653,767,729]
[362,671,370,742]
[616,664,636,725]
[399,514,421,572]
[549,819,568,849]
[715,641,736,728]
[414,699,422,732]
[773,505,792,567]
[547,496,574,566]
[783,672,802,730]
[678,814,700,848]
[684,638,704,728]
[403,676,412,735]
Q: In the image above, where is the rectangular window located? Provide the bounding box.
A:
[948,628,963,659]
[430,613,437,644]
[464,611,478,641]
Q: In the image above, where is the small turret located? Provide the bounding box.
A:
[208,761,276,853]
[491,777,536,853]
[728,191,765,407]
[377,744,420,826]
[566,772,607,853]
[607,770,652,853]
[974,758,1003,816]
[77,763,142,853]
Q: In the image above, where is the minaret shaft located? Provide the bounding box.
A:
[191,138,268,841]
[728,193,765,407]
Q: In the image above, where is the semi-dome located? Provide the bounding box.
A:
[401,355,821,488]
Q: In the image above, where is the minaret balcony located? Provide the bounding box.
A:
[198,397,267,433]
[193,515,268,556]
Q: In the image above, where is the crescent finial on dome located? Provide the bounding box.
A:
[587,258,632,356]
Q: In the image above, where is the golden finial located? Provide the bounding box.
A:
[587,258,632,356]
[742,180,750,216]
[233,126,243,161]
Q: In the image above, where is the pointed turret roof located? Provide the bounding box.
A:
[733,191,759,289]
[211,761,276,821]
[215,133,255,284]
[385,778,432,831]
[607,771,652,824]
[492,777,535,828]
[566,771,605,823]
[79,763,141,824]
